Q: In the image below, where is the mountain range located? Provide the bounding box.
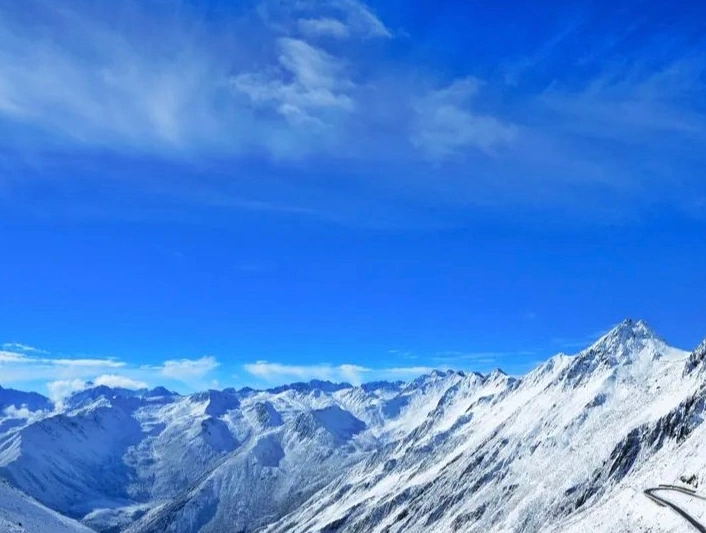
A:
[1,319,706,532]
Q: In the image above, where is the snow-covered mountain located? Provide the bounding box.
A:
[0,385,52,413]
[0,479,93,533]
[1,319,706,532]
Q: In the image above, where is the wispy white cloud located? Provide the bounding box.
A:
[233,37,354,127]
[0,351,30,363]
[0,0,378,159]
[243,361,367,384]
[298,18,351,39]
[46,379,87,405]
[48,358,126,368]
[92,374,149,390]
[411,77,518,159]
[537,60,706,142]
[159,356,220,381]
[0,1,255,156]
[2,405,48,420]
[242,361,444,385]
[0,1,704,223]
[338,364,369,384]
[2,343,48,354]
[0,347,124,369]
[46,374,149,407]
[263,0,391,40]
[334,0,391,38]
[0,343,220,398]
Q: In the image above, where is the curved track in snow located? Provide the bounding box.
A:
[644,485,706,532]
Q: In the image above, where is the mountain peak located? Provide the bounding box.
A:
[63,385,141,410]
[0,386,53,412]
[267,380,352,395]
[486,368,508,381]
[611,318,656,336]
[627,318,653,330]
[588,319,660,354]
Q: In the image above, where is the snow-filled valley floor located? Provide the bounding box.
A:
[2,319,706,532]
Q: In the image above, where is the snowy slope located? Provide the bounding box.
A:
[0,479,93,533]
[0,319,705,533]
[261,320,704,533]
[0,379,409,532]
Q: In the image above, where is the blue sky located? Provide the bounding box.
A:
[1,0,705,398]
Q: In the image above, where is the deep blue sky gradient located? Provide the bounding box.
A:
[0,0,705,392]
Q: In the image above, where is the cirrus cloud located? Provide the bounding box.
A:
[232,37,355,126]
[0,0,705,225]
[411,77,518,159]
[2,343,48,354]
[243,361,367,383]
[0,342,221,398]
[242,361,444,386]
[159,356,220,381]
[298,18,351,39]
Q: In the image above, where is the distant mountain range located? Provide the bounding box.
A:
[1,319,706,532]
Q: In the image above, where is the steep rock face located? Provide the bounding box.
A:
[190,389,240,417]
[684,338,706,375]
[250,402,283,429]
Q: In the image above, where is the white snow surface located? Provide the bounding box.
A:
[1,319,706,532]
[0,479,93,532]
